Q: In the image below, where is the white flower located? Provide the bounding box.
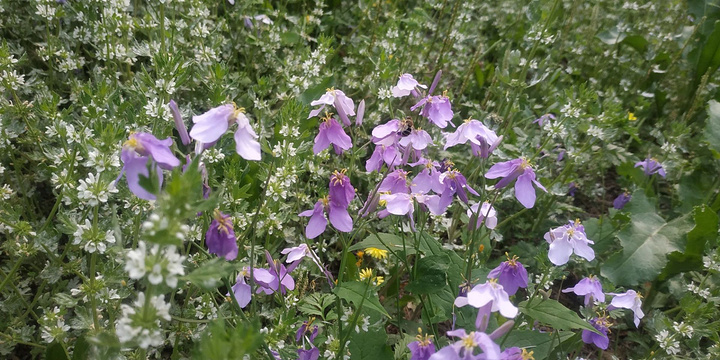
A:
[673,321,693,338]
[77,173,117,206]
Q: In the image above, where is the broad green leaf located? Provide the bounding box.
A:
[334,281,390,317]
[583,216,617,254]
[679,168,718,212]
[348,329,393,359]
[499,330,574,360]
[695,21,720,86]
[601,193,693,286]
[660,205,719,280]
[405,254,449,295]
[183,259,236,291]
[192,319,263,359]
[72,336,90,360]
[46,342,70,360]
[519,298,600,334]
[418,233,464,287]
[622,35,648,54]
[705,99,720,156]
[348,232,416,255]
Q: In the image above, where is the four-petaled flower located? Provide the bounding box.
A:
[635,158,666,178]
[582,315,612,350]
[544,219,595,266]
[562,275,604,306]
[189,103,261,161]
[118,132,181,200]
[313,112,352,154]
[456,279,519,319]
[485,158,547,209]
[205,209,239,261]
[308,88,356,126]
[487,254,528,296]
[392,73,427,98]
[444,118,502,158]
[609,289,644,327]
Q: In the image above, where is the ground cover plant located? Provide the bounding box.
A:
[2,0,720,359]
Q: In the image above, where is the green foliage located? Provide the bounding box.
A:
[334,281,390,318]
[518,298,600,334]
[192,320,264,359]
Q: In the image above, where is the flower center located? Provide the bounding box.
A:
[461,332,477,349]
[123,134,144,153]
[521,349,535,360]
[520,158,531,170]
[213,209,232,234]
[331,169,348,185]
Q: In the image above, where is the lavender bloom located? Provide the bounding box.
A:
[205,210,239,261]
[297,348,320,360]
[568,182,577,197]
[189,104,261,160]
[444,119,501,158]
[533,113,555,127]
[609,290,644,327]
[582,316,612,350]
[399,128,434,151]
[408,331,436,360]
[299,170,355,237]
[635,158,666,178]
[429,330,501,360]
[308,88,356,126]
[411,94,454,128]
[281,244,311,263]
[356,99,366,126]
[119,132,181,200]
[313,113,352,154]
[467,202,498,230]
[379,169,411,194]
[487,254,528,296]
[485,158,547,209]
[457,279,519,319]
[168,100,191,145]
[366,144,402,172]
[437,169,479,212]
[371,119,401,145]
[295,319,319,343]
[254,251,299,295]
[230,269,252,308]
[380,193,413,216]
[613,192,632,209]
[544,219,595,266]
[411,159,445,194]
[562,275,604,306]
[392,73,427,98]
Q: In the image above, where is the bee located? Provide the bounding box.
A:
[397,117,414,137]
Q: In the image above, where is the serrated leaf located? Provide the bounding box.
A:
[601,192,693,286]
[298,293,337,320]
[334,281,389,318]
[183,259,237,290]
[348,232,416,255]
[519,298,600,334]
[348,329,393,359]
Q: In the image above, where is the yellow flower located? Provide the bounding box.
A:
[628,112,637,121]
[365,247,388,260]
[359,268,374,281]
[375,276,384,285]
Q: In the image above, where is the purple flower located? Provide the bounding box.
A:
[544,219,595,265]
[230,268,252,308]
[635,158,666,178]
[533,113,555,127]
[168,100,191,146]
[467,202,497,230]
[295,319,319,343]
[281,244,311,263]
[371,119,401,145]
[366,144,402,172]
[567,182,577,197]
[118,132,181,200]
[189,104,261,161]
[562,275,604,306]
[308,88,356,126]
[297,348,320,360]
[412,94,454,128]
[609,290,644,327]
[457,279,518,319]
[313,113,352,154]
[613,192,631,209]
[485,158,547,209]
[356,99,366,126]
[205,210,239,261]
[429,330,501,360]
[408,331,436,360]
[254,251,299,295]
[487,254,528,296]
[399,128,434,151]
[379,169,412,194]
[411,159,445,195]
[299,170,355,238]
[437,169,479,212]
[582,315,612,350]
[444,119,501,158]
[392,73,427,98]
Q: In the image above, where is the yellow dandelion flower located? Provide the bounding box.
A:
[375,276,384,285]
[365,247,388,260]
[359,268,374,281]
[628,112,637,121]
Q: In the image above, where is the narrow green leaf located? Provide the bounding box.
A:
[334,281,390,317]
[183,259,236,291]
[519,298,600,334]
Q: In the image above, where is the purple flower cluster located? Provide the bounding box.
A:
[300,170,355,238]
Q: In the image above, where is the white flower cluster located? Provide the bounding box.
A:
[72,219,116,254]
[115,292,171,349]
[77,173,118,207]
[655,329,681,355]
[39,307,70,343]
[125,241,186,288]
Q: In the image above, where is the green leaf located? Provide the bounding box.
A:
[183,259,237,291]
[349,232,416,255]
[622,35,649,54]
[418,233,465,287]
[334,281,390,317]
[499,330,575,360]
[597,25,627,45]
[298,293,337,321]
[192,319,263,359]
[474,64,485,89]
[659,205,719,280]
[679,169,718,212]
[601,192,694,286]
[705,99,720,156]
[695,21,720,86]
[348,329,393,359]
[46,342,69,360]
[405,255,449,295]
[71,337,90,360]
[519,298,600,334]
